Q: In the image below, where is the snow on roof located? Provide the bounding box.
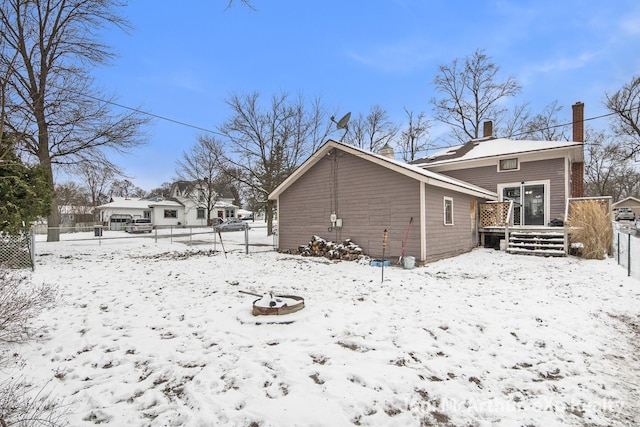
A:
[269,140,497,200]
[413,138,583,167]
[97,197,182,210]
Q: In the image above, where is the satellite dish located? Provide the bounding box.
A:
[336,112,351,130]
[331,112,351,140]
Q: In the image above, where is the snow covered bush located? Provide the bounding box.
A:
[0,269,64,427]
[0,269,56,346]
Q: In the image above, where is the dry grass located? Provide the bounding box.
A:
[567,200,612,259]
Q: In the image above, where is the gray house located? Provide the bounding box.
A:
[269,102,586,262]
[269,140,497,263]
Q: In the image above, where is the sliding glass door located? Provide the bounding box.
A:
[500,182,548,226]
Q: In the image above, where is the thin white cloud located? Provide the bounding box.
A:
[620,15,640,35]
[345,37,439,75]
[535,50,600,74]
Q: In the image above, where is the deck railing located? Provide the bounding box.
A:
[479,201,513,228]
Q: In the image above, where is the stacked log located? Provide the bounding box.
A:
[298,235,363,261]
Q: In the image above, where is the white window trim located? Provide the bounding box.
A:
[498,158,520,172]
[444,196,454,226]
[497,180,550,225]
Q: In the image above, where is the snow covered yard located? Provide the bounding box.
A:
[7,228,640,426]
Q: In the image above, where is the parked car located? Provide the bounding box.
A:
[615,208,635,221]
[124,218,153,233]
[213,217,249,232]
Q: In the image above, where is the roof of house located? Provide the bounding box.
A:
[269,139,498,201]
[96,197,183,210]
[411,137,584,168]
[612,196,640,208]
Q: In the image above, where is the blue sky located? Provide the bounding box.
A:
[91,0,640,191]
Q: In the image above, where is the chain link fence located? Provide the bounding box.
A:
[0,230,35,270]
[613,224,639,280]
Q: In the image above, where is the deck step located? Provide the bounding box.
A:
[506,247,566,256]
[506,229,567,257]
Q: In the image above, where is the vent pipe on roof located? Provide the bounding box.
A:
[378,143,395,160]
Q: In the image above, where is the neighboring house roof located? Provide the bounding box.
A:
[412,137,584,168]
[612,196,640,208]
[96,197,184,210]
[269,139,498,201]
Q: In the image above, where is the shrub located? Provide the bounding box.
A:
[0,270,55,346]
[567,200,612,259]
[0,269,66,426]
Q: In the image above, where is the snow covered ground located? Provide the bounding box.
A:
[6,225,640,426]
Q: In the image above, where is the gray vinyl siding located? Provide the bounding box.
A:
[436,158,566,220]
[424,186,478,262]
[278,150,421,259]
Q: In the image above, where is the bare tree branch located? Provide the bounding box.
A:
[430,49,520,143]
[605,75,640,159]
[0,0,149,241]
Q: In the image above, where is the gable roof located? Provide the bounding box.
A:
[269,140,497,200]
[411,137,584,168]
[612,196,640,208]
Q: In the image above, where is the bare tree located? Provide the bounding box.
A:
[499,102,531,139]
[109,179,145,198]
[605,75,640,159]
[344,105,398,152]
[176,135,229,225]
[515,101,569,141]
[218,91,332,235]
[77,162,116,219]
[430,49,521,143]
[226,0,255,9]
[0,0,149,241]
[148,182,173,198]
[397,108,431,162]
[583,128,640,200]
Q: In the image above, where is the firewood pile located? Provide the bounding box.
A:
[298,235,363,261]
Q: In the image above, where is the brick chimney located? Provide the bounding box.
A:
[572,102,584,142]
[483,121,493,138]
[570,102,584,197]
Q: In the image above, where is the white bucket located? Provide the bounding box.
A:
[403,256,415,269]
[499,239,506,251]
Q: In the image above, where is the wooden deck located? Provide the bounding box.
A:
[480,225,568,256]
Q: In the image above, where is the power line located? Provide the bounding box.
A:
[510,110,620,139]
[52,83,638,149]
[52,85,227,137]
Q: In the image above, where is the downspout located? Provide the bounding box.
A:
[420,182,427,262]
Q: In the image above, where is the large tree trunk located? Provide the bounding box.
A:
[42,162,60,241]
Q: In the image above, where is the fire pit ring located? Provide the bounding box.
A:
[252,294,305,316]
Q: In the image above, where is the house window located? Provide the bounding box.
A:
[143,211,151,219]
[444,197,454,225]
[164,209,177,218]
[197,208,205,219]
[198,189,205,202]
[499,158,518,171]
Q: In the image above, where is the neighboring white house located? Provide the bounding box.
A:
[96,181,240,230]
[97,196,183,230]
